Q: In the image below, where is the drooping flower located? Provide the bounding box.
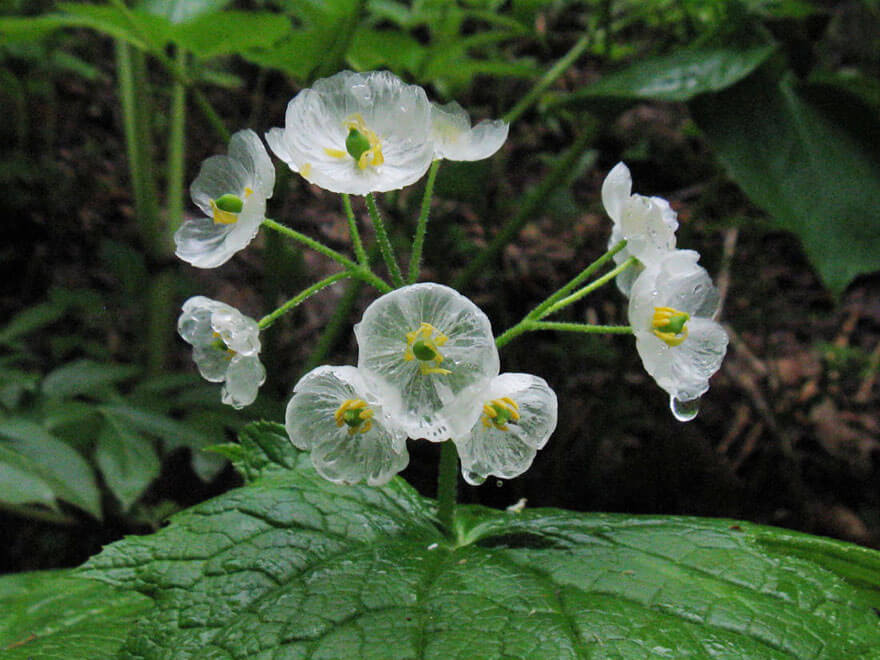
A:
[175,130,275,269]
[602,162,678,295]
[454,373,558,485]
[627,250,729,421]
[285,365,409,486]
[429,101,509,161]
[266,70,435,195]
[177,296,266,409]
[354,283,500,442]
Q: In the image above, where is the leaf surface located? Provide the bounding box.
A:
[0,570,152,659]
[82,423,880,659]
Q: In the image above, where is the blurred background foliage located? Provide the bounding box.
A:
[1,0,878,571]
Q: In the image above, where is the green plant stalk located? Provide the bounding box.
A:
[503,33,591,124]
[365,193,405,288]
[261,218,391,293]
[301,277,365,375]
[165,46,187,244]
[0,501,77,526]
[146,269,176,376]
[437,440,459,534]
[452,123,598,290]
[529,240,628,321]
[496,320,632,349]
[407,160,441,284]
[540,256,638,317]
[342,194,369,267]
[258,271,354,330]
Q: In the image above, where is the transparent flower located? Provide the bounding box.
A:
[266,70,435,195]
[177,296,266,409]
[285,365,408,486]
[354,283,500,442]
[628,250,729,421]
[175,130,275,269]
[454,373,558,486]
[430,101,509,161]
[602,162,678,295]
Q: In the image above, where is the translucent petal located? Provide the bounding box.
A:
[222,354,266,409]
[601,162,632,224]
[619,194,677,267]
[266,70,434,195]
[178,296,217,345]
[355,283,499,442]
[454,373,558,485]
[608,223,643,297]
[628,250,713,331]
[430,102,508,161]
[191,344,229,382]
[227,129,275,198]
[210,306,261,356]
[285,366,408,485]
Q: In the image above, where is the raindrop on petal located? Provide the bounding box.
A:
[464,470,487,486]
[670,396,700,422]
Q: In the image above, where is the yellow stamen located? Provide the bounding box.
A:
[333,398,374,435]
[481,397,520,432]
[300,162,312,178]
[209,188,253,226]
[343,114,384,170]
[324,148,347,159]
[403,322,452,375]
[651,306,690,347]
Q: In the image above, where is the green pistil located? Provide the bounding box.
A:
[345,128,372,162]
[412,340,437,362]
[491,405,513,426]
[215,193,244,213]
[656,312,689,335]
[343,408,364,428]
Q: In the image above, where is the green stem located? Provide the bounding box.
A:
[342,194,369,267]
[365,193,405,288]
[540,256,638,317]
[437,440,459,533]
[258,271,353,330]
[261,218,391,293]
[302,277,364,374]
[192,87,230,143]
[452,123,597,290]
[503,33,591,124]
[530,240,628,321]
[407,160,441,284]
[165,46,187,247]
[496,320,632,348]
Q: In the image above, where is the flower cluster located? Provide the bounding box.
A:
[602,163,728,420]
[286,283,557,486]
[174,71,508,409]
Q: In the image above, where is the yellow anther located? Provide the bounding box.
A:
[324,148,347,159]
[300,162,312,179]
[345,114,384,170]
[651,306,690,347]
[333,398,374,434]
[403,323,451,375]
[481,397,520,432]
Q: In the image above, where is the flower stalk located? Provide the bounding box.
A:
[408,160,441,284]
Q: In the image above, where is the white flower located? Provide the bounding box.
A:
[602,162,678,296]
[454,373,557,486]
[354,283,500,442]
[430,101,509,161]
[266,70,435,195]
[285,365,408,486]
[175,130,275,269]
[177,296,266,409]
[628,250,729,420]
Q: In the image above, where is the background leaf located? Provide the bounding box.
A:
[80,422,880,658]
[96,414,160,511]
[0,570,152,659]
[41,359,140,399]
[139,0,233,24]
[691,68,880,294]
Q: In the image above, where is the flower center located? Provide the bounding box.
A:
[324,114,384,170]
[333,398,374,434]
[651,306,690,347]
[210,188,253,225]
[403,322,451,375]
[210,332,236,360]
[481,397,520,432]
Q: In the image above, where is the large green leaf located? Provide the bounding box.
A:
[95,413,160,511]
[0,570,152,659]
[558,44,776,104]
[41,359,140,399]
[139,0,232,24]
[691,68,880,294]
[81,422,880,658]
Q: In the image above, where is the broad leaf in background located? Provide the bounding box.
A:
[41,359,140,399]
[0,418,101,517]
[139,0,232,24]
[691,67,880,294]
[81,422,880,658]
[0,570,152,660]
[557,44,776,104]
[96,413,161,511]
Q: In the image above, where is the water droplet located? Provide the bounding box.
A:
[464,470,486,486]
[670,396,700,422]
